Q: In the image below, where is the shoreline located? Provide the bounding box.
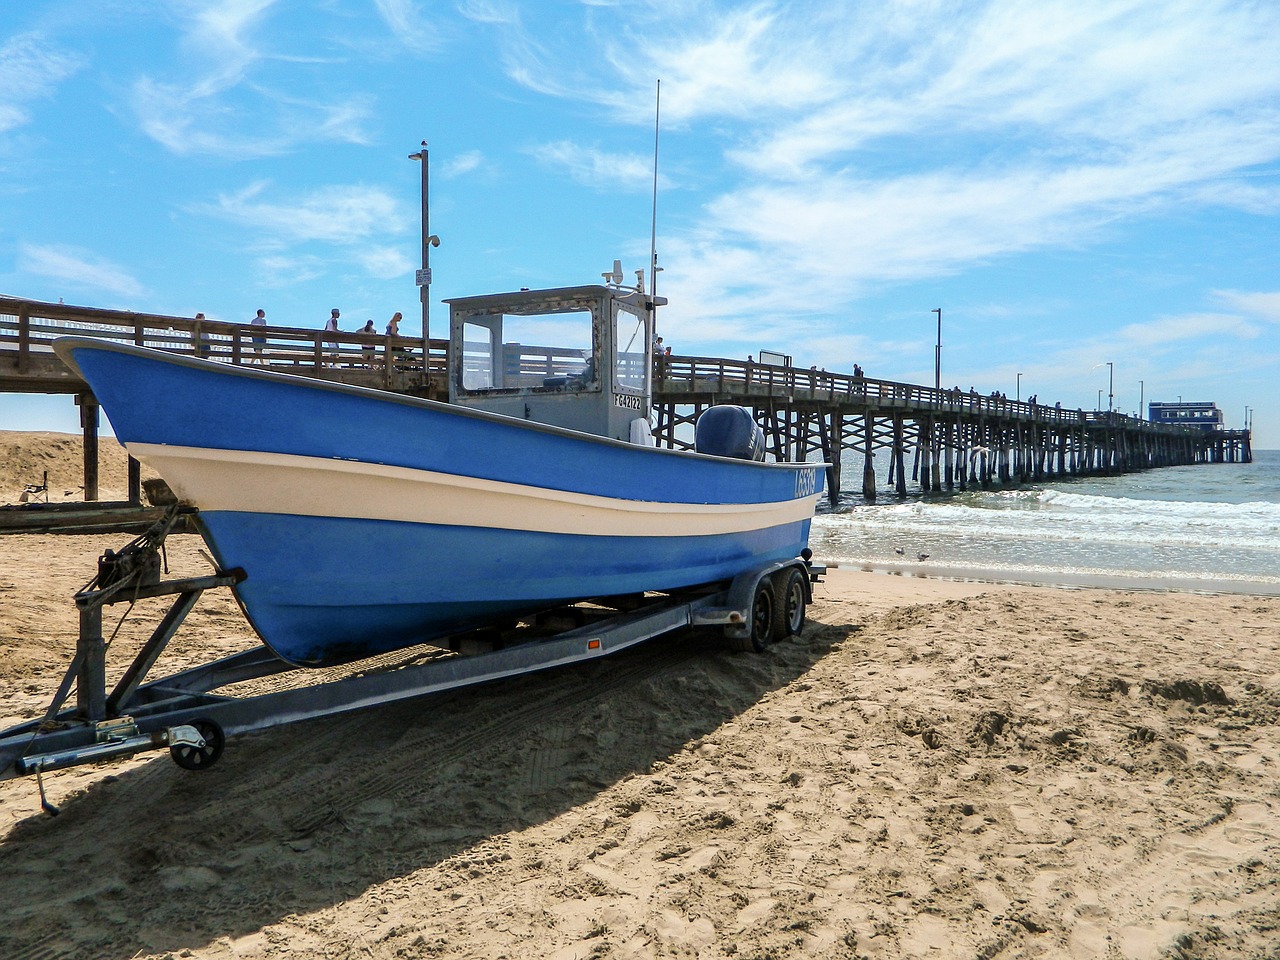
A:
[824,559,1280,598]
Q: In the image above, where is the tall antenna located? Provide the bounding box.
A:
[649,79,661,309]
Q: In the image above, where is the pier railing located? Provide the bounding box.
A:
[0,297,448,390]
[656,355,1166,432]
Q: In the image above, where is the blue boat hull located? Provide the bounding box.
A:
[56,339,823,666]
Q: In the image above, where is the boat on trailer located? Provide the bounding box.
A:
[53,281,823,668]
[0,275,824,797]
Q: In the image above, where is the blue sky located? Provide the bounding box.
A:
[2,0,1279,445]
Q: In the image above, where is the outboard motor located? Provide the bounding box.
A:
[695,405,766,461]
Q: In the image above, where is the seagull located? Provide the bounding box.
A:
[917,553,930,561]
[894,547,905,555]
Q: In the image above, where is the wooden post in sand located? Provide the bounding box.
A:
[77,604,106,722]
[77,392,99,502]
[128,456,141,504]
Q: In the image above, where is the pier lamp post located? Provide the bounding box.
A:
[1097,389,1103,410]
[1016,372,1022,402]
[1139,379,1144,420]
[1107,361,1114,413]
[931,308,941,391]
[409,142,440,387]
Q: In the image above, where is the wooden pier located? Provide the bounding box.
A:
[1,296,1251,510]
[651,358,1252,504]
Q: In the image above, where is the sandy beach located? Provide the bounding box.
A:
[1,432,1278,959]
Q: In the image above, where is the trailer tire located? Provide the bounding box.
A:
[171,719,225,771]
[731,579,776,653]
[773,567,807,638]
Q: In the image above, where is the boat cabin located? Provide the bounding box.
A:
[446,284,664,442]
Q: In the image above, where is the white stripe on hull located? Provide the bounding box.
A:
[130,444,819,538]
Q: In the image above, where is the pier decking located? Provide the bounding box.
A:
[1,296,1251,510]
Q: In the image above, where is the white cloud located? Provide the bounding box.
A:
[195,181,406,244]
[1212,290,1280,324]
[257,253,326,287]
[374,0,444,53]
[0,32,83,134]
[528,141,659,190]
[440,150,485,178]
[474,0,1280,330]
[354,245,415,279]
[18,243,145,300]
[128,1,373,156]
[458,0,521,27]
[1116,313,1261,348]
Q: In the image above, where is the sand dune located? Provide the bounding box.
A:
[0,432,1277,959]
[0,430,148,504]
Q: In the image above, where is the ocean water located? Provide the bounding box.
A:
[811,448,1280,594]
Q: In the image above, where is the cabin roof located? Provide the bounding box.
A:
[443,285,611,311]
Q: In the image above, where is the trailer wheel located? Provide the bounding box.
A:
[171,719,225,771]
[773,567,807,638]
[731,579,776,653]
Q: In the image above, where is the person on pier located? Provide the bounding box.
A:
[324,308,340,363]
[361,319,376,366]
[250,308,266,363]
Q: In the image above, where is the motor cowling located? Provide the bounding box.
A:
[695,405,766,461]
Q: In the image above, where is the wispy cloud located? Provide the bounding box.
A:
[18,243,145,300]
[194,181,406,244]
[440,150,486,179]
[189,181,411,281]
[128,0,373,156]
[528,141,661,190]
[354,245,415,279]
[0,31,83,134]
[374,0,445,53]
[1212,290,1280,324]
[1117,313,1261,348]
[477,0,1280,331]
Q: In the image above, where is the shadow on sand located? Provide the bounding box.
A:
[0,619,855,960]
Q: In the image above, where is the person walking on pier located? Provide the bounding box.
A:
[324,308,340,363]
[361,319,376,366]
[193,312,213,358]
[250,308,266,363]
[386,312,404,369]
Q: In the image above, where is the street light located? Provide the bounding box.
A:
[931,308,942,391]
[1107,361,1114,413]
[408,141,439,386]
[1016,372,1022,403]
[1139,379,1144,420]
[1097,389,1103,410]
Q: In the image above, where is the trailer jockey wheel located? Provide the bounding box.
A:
[170,719,225,771]
[772,568,807,638]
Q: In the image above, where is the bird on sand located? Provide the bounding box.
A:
[894,547,905,555]
[917,553,930,561]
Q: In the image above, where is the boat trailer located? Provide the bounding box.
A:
[0,509,822,813]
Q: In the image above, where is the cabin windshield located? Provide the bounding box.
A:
[459,307,597,394]
[614,305,648,395]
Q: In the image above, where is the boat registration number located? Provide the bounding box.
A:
[794,468,818,498]
[614,394,644,410]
